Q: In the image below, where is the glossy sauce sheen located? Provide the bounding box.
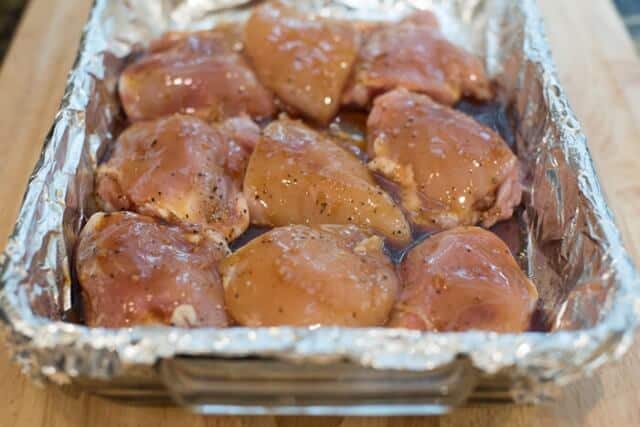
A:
[119,29,276,123]
[244,1,360,124]
[389,227,538,332]
[343,10,491,107]
[243,116,412,245]
[75,212,230,328]
[326,110,369,159]
[220,224,399,326]
[367,88,522,231]
[96,114,258,241]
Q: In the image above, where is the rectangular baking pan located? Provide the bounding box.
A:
[1,0,639,415]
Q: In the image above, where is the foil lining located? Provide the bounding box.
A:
[1,0,640,405]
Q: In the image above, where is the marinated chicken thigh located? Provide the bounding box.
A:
[244,1,360,124]
[119,29,276,122]
[220,224,399,326]
[76,212,230,328]
[389,227,538,332]
[367,89,521,231]
[243,117,411,245]
[343,11,491,107]
[96,114,258,241]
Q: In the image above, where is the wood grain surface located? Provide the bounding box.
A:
[1,0,639,425]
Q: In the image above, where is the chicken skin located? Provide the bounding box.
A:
[96,114,259,241]
[389,227,537,332]
[243,117,411,245]
[220,224,399,327]
[76,212,230,328]
[343,11,491,107]
[119,29,276,123]
[367,89,521,231]
[244,1,360,124]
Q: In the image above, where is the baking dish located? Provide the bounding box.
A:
[1,0,639,415]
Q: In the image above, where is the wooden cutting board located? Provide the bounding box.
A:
[0,0,639,425]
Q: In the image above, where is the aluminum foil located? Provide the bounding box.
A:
[1,0,640,409]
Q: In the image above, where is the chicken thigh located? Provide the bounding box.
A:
[367,88,521,231]
[220,224,399,326]
[343,11,491,107]
[389,227,538,332]
[244,1,360,124]
[96,114,258,241]
[243,116,411,245]
[76,212,230,328]
[119,29,276,122]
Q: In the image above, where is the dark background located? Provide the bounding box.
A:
[615,0,640,50]
[0,0,639,62]
[0,0,27,63]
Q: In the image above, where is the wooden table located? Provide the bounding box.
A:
[1,0,639,425]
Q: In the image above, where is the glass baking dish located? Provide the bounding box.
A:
[1,0,638,415]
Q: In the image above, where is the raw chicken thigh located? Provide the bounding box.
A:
[244,1,360,124]
[76,212,230,328]
[389,227,538,332]
[343,11,491,107]
[243,116,411,245]
[119,29,276,122]
[96,114,258,241]
[220,224,399,326]
[367,88,522,231]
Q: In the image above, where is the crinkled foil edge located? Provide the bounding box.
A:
[1,0,639,403]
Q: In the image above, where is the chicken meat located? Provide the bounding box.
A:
[389,226,538,332]
[244,1,360,124]
[243,116,411,245]
[220,224,399,327]
[96,114,259,241]
[76,212,230,328]
[119,29,276,123]
[367,88,522,231]
[343,10,491,107]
